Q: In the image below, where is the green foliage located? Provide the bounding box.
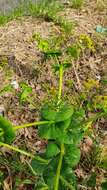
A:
[0,4,25,25]
[43,157,58,189]
[33,101,86,189]
[79,34,95,52]
[44,50,62,59]
[53,62,71,73]
[41,104,57,121]
[94,95,107,113]
[101,181,107,190]
[0,37,105,190]
[31,157,48,174]
[39,123,62,140]
[18,82,32,103]
[60,168,77,190]
[33,33,63,59]
[64,144,81,167]
[97,146,107,169]
[39,39,49,52]
[86,172,96,188]
[0,170,4,188]
[46,143,60,158]
[0,2,105,190]
[70,0,84,9]
[0,56,8,67]
[0,116,15,144]
[0,59,105,190]
[34,177,48,189]
[41,103,74,122]
[55,103,74,122]
[28,0,63,19]
[67,44,81,59]
[0,84,14,96]
[0,0,63,26]
[0,61,87,189]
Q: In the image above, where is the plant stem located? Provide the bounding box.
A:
[54,63,64,190]
[0,121,53,137]
[58,64,63,104]
[14,120,53,130]
[60,176,75,190]
[40,188,48,190]
[0,142,48,163]
[26,160,37,176]
[54,143,64,190]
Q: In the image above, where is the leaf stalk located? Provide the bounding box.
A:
[0,142,48,164]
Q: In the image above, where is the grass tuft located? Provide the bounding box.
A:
[70,0,84,9]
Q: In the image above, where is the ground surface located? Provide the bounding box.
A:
[0,0,107,189]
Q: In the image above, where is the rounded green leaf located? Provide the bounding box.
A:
[43,157,58,189]
[31,158,47,174]
[0,116,15,144]
[41,104,57,121]
[60,167,77,190]
[39,124,52,139]
[55,104,74,122]
[46,143,60,158]
[58,118,71,130]
[39,124,62,140]
[67,45,80,59]
[64,145,81,167]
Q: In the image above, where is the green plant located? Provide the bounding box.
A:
[101,180,107,190]
[30,0,73,35]
[0,0,63,26]
[0,84,14,96]
[79,34,95,52]
[67,44,81,59]
[0,69,91,189]
[0,4,25,25]
[0,59,106,189]
[70,0,84,9]
[18,82,33,104]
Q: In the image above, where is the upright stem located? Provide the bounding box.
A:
[54,64,64,190]
[58,64,63,104]
[54,144,64,190]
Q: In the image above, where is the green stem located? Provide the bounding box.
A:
[40,188,48,190]
[58,64,63,104]
[0,120,53,137]
[54,143,64,190]
[0,142,48,164]
[26,160,37,176]
[14,120,53,130]
[54,63,64,190]
[60,176,75,190]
